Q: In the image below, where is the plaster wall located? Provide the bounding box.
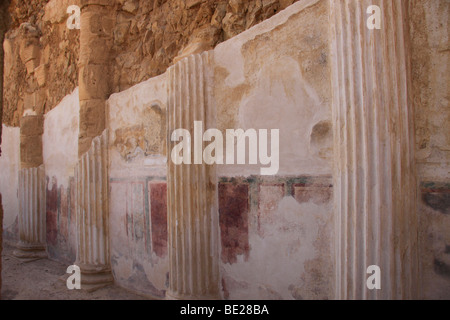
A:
[0,125,20,241]
[42,87,79,262]
[107,74,169,297]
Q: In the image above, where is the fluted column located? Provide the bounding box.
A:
[330,0,418,299]
[14,166,47,258]
[74,130,113,290]
[14,115,47,260]
[166,52,220,299]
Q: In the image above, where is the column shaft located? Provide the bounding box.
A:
[330,0,418,299]
[167,52,220,299]
[75,130,112,289]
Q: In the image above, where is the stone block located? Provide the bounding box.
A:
[19,42,40,64]
[79,65,110,100]
[79,99,106,138]
[20,135,43,168]
[25,59,39,74]
[20,115,44,137]
[34,64,47,87]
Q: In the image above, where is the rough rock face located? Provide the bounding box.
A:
[3,0,79,127]
[112,0,298,92]
[2,0,298,127]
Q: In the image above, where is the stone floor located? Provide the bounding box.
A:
[1,243,150,300]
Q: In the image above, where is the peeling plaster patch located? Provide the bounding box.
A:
[113,104,166,161]
[310,120,332,160]
[127,262,166,298]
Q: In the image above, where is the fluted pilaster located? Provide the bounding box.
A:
[167,52,220,299]
[330,0,418,299]
[75,130,113,290]
[14,165,47,259]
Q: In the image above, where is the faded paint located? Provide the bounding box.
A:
[221,191,332,299]
[149,182,168,258]
[219,183,250,264]
[109,177,168,297]
[44,176,76,263]
[219,176,333,300]
[108,68,169,297]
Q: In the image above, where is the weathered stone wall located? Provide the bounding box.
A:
[3,0,298,127]
[112,0,299,92]
[3,0,79,127]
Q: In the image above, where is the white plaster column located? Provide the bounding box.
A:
[330,0,419,299]
[166,52,220,299]
[74,130,113,290]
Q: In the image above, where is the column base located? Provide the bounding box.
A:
[13,242,47,262]
[77,263,114,293]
